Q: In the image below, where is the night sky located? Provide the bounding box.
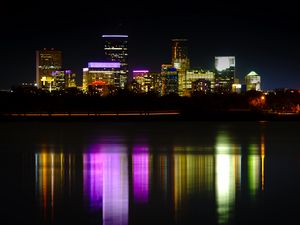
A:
[1,0,300,90]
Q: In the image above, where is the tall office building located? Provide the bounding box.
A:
[215,56,235,93]
[245,71,261,91]
[36,48,62,90]
[171,39,190,96]
[161,64,178,96]
[102,35,129,89]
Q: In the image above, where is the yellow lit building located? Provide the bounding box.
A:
[186,69,215,94]
[51,70,76,91]
[171,39,190,96]
[36,48,62,90]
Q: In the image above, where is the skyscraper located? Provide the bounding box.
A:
[171,39,190,96]
[102,35,129,89]
[214,56,235,93]
[36,48,62,90]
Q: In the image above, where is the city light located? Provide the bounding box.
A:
[133,70,149,73]
[88,62,121,68]
[102,35,128,38]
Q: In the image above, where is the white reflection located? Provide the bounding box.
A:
[83,145,129,225]
[215,133,241,225]
[103,153,128,225]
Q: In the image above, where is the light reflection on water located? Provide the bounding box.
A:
[34,127,266,225]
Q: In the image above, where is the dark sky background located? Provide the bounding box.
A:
[1,0,300,90]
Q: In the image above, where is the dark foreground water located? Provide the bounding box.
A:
[0,121,300,225]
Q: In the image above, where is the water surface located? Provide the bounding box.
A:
[0,121,300,225]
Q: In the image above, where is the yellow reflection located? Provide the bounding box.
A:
[248,155,260,197]
[35,152,71,219]
[261,135,265,191]
[173,154,187,213]
[173,152,214,215]
[158,154,168,196]
[248,144,261,198]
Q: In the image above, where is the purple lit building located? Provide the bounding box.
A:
[130,70,162,94]
[82,62,121,95]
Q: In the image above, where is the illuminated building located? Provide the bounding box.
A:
[215,56,235,93]
[130,71,161,94]
[245,71,261,91]
[171,39,190,96]
[102,35,128,89]
[232,78,242,93]
[132,70,150,93]
[132,70,159,93]
[82,62,120,95]
[161,64,178,96]
[51,70,76,90]
[150,72,162,94]
[127,80,141,94]
[192,79,212,94]
[186,69,215,94]
[232,84,242,93]
[36,48,62,90]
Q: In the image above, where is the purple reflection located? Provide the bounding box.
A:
[133,145,149,203]
[83,153,103,211]
[103,153,128,225]
[83,143,129,225]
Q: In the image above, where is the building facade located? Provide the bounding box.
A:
[82,62,121,95]
[161,64,178,96]
[245,71,261,91]
[171,39,190,96]
[132,70,151,93]
[102,35,129,89]
[215,56,235,93]
[192,79,212,93]
[51,70,76,90]
[36,48,62,90]
[186,69,215,95]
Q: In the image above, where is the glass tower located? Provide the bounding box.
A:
[102,35,128,89]
[215,56,235,93]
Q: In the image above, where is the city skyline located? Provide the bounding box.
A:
[1,0,300,90]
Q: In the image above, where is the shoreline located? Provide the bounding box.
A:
[1,110,300,122]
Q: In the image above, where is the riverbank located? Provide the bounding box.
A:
[1,110,300,121]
